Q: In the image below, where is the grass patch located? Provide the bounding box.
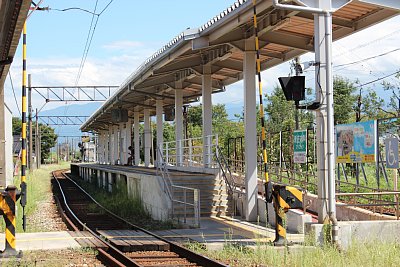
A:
[187,240,400,267]
[2,162,70,233]
[71,174,175,230]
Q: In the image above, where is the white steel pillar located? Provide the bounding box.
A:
[314,12,329,223]
[126,118,132,165]
[134,110,140,165]
[175,81,184,166]
[109,125,114,164]
[113,125,119,164]
[105,132,109,164]
[119,123,125,164]
[244,37,258,221]
[144,109,151,167]
[98,132,103,163]
[156,100,164,166]
[202,63,213,167]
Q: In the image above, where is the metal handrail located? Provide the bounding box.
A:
[156,147,173,201]
[161,135,218,168]
[215,145,235,194]
[156,147,201,227]
[171,185,200,227]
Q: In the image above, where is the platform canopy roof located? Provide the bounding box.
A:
[81,0,399,132]
[0,0,30,86]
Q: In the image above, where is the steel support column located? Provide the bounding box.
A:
[315,11,331,223]
[126,119,132,165]
[134,110,140,166]
[144,109,151,167]
[244,37,258,221]
[175,82,184,167]
[119,123,125,164]
[113,125,119,164]
[202,63,213,168]
[104,132,109,164]
[0,84,6,186]
[109,125,114,164]
[156,100,163,166]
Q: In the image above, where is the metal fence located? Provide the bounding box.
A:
[161,135,219,168]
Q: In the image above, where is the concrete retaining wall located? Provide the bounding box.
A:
[126,172,171,221]
[305,192,396,221]
[306,220,400,249]
[74,164,172,221]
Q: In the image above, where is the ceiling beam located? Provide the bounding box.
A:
[259,31,314,52]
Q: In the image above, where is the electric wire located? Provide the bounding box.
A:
[74,0,99,86]
[98,0,115,16]
[9,70,21,117]
[50,7,98,15]
[334,48,400,68]
[356,70,400,88]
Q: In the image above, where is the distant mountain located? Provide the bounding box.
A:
[39,102,102,141]
[38,101,243,143]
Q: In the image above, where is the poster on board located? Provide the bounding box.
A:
[336,120,376,163]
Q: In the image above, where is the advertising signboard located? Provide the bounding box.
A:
[336,120,376,163]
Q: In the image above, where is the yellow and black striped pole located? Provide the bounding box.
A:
[20,23,27,232]
[252,0,272,220]
[0,186,19,256]
[272,184,303,245]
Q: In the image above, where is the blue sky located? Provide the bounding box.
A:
[5,0,400,124]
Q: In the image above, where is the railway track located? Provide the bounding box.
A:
[52,169,226,267]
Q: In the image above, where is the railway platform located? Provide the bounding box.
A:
[0,231,80,251]
[154,216,304,250]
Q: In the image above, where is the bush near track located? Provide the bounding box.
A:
[4,162,70,232]
[188,241,400,267]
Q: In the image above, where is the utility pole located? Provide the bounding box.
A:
[356,88,362,122]
[66,136,69,162]
[294,56,301,130]
[28,74,33,170]
[35,108,40,169]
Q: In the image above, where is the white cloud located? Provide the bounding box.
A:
[5,16,400,118]
[103,40,146,51]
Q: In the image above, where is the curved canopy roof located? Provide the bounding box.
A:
[0,0,30,86]
[81,0,399,132]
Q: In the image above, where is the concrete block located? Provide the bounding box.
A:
[253,196,311,233]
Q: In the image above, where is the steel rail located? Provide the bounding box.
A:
[52,170,142,267]
[54,170,227,267]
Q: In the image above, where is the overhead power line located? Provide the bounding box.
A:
[75,0,99,86]
[9,70,21,116]
[51,7,98,15]
[334,48,400,68]
[356,71,400,88]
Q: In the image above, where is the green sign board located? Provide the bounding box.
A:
[293,130,307,163]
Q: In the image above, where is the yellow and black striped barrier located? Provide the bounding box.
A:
[271,184,303,246]
[0,186,21,257]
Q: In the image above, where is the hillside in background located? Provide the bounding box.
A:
[39,102,102,141]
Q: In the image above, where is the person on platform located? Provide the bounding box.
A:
[127,145,134,166]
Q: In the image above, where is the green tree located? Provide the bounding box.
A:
[12,117,58,163]
[357,88,385,121]
[12,117,22,136]
[333,76,358,124]
[381,72,400,117]
[265,85,314,132]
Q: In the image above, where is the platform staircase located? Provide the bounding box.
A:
[169,171,230,218]
[156,149,232,225]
